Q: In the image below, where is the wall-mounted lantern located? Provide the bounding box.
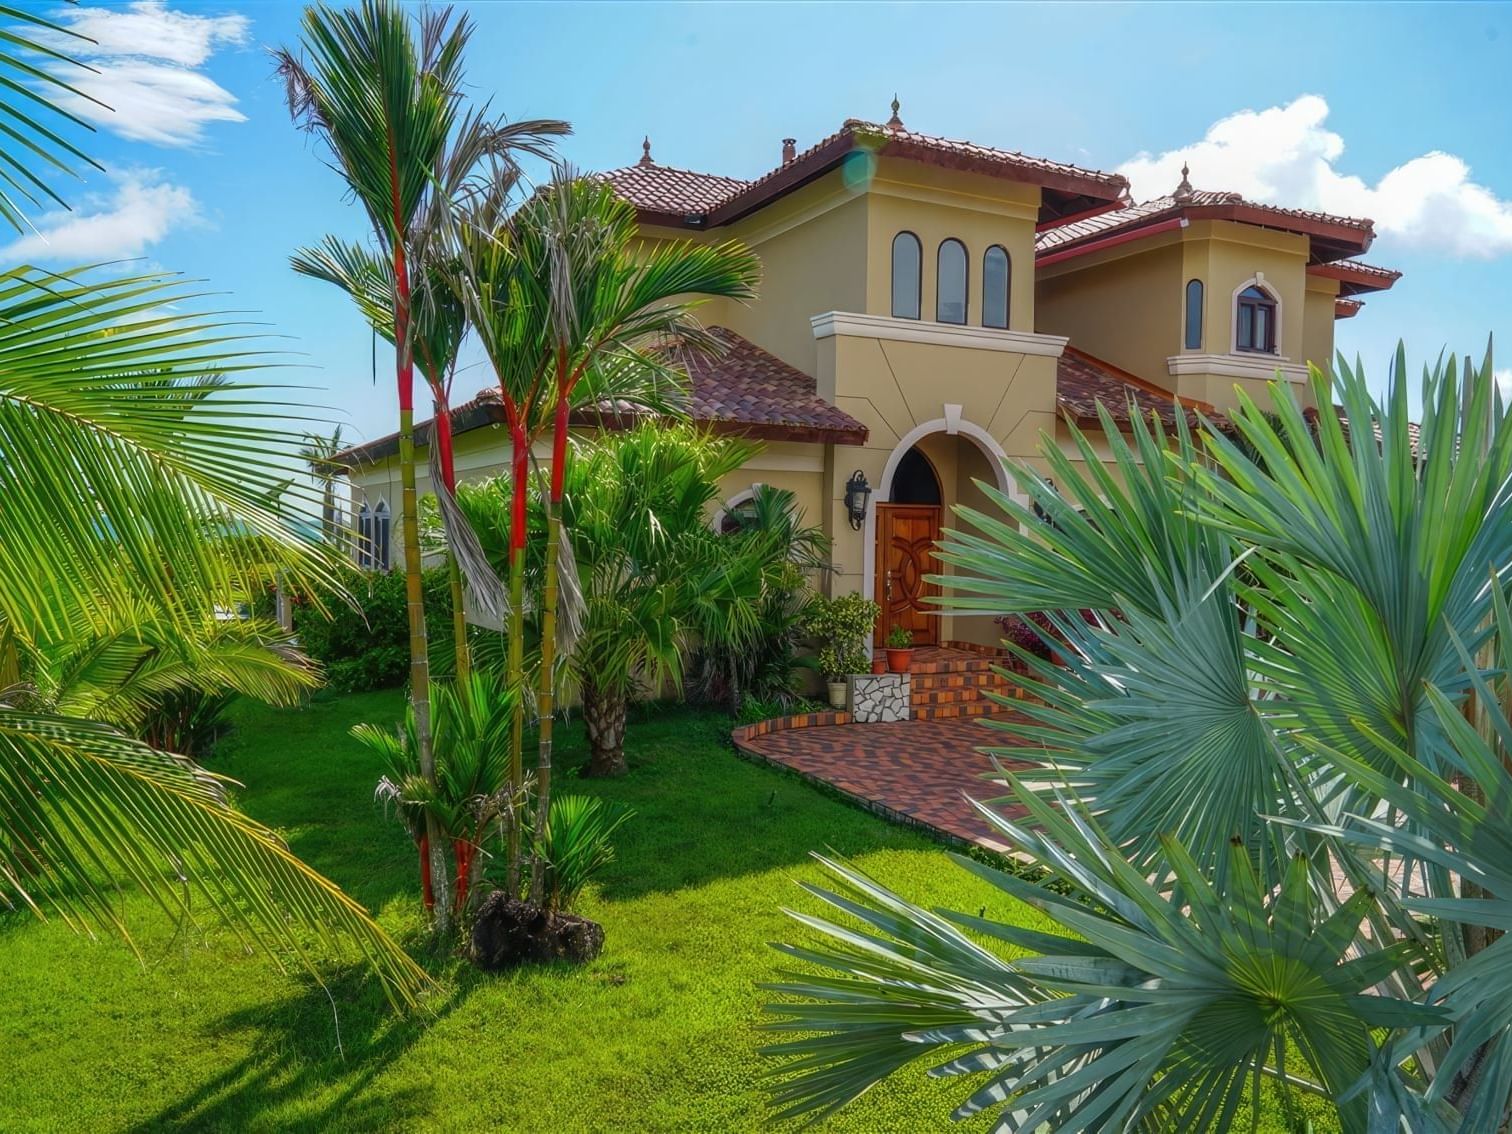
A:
[844,469,872,531]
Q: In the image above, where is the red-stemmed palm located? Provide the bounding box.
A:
[275,0,564,930]
[488,171,760,895]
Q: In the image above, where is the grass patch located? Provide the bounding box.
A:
[0,693,1333,1132]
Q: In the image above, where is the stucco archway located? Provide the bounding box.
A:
[861,408,1020,653]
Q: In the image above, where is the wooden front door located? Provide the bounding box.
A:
[875,504,941,647]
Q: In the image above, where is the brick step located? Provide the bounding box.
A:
[914,686,1025,707]
[912,700,1017,721]
[911,671,1014,691]
[912,688,1006,707]
[907,656,999,675]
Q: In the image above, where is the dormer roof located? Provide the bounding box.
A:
[600,112,1129,230]
[1037,189,1378,265]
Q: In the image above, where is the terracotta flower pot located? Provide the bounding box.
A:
[885,647,913,674]
[870,656,888,675]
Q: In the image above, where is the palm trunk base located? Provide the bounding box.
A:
[584,683,628,777]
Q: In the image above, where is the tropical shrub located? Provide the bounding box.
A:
[447,424,782,778]
[294,567,456,691]
[530,794,635,913]
[803,593,879,681]
[691,485,830,711]
[32,616,320,756]
[763,347,1512,1131]
[359,671,520,915]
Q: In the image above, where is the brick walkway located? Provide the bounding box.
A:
[734,717,1030,853]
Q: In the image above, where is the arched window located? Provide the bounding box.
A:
[982,245,1010,329]
[1184,279,1204,350]
[1236,284,1277,353]
[716,489,759,535]
[890,232,921,319]
[357,500,392,570]
[936,238,968,324]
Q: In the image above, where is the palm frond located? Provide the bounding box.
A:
[0,265,347,648]
[0,4,107,231]
[0,708,429,1007]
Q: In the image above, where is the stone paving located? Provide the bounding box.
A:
[733,715,1030,852]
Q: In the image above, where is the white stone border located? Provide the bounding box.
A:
[811,310,1068,357]
[1166,352,1308,383]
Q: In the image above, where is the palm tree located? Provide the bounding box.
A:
[452,425,775,776]
[0,5,425,1007]
[292,235,489,688]
[485,172,759,885]
[762,347,1512,1129]
[360,670,519,916]
[0,264,429,1007]
[275,0,565,931]
[299,425,346,542]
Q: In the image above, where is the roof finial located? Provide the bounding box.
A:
[886,94,904,132]
[638,135,653,167]
[1174,161,1194,204]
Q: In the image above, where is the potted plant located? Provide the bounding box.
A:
[803,594,880,708]
[885,624,915,673]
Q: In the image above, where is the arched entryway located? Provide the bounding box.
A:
[874,446,943,646]
[863,410,1017,651]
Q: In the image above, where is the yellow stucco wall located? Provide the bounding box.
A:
[862,161,1040,331]
[1036,219,1334,414]
[1303,276,1342,373]
[1037,233,1185,385]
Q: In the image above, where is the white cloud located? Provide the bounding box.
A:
[37,1,249,147]
[1,169,198,262]
[1118,95,1512,259]
[1497,369,1512,398]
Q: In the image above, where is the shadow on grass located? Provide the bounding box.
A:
[219,694,938,911]
[546,703,938,903]
[126,966,467,1133]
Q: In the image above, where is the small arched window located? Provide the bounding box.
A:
[1236,284,1277,353]
[716,490,759,535]
[358,500,392,570]
[937,239,968,324]
[1184,279,1204,350]
[890,232,921,319]
[982,245,1010,329]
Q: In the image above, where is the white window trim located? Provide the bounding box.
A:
[811,310,1067,357]
[711,484,762,532]
[1230,274,1281,357]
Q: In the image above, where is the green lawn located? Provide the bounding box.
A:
[1,693,1332,1132]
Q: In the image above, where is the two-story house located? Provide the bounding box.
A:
[335,102,1399,650]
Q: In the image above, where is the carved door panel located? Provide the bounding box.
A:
[875,504,941,647]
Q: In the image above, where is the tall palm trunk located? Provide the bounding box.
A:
[393,240,449,931]
[431,402,471,688]
[582,677,628,778]
[530,393,572,897]
[504,413,530,892]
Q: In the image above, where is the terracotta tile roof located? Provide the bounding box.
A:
[597,161,751,218]
[1037,189,1377,264]
[1309,259,1403,296]
[668,326,867,443]
[333,328,867,468]
[599,115,1127,229]
[333,391,504,468]
[1326,405,1422,457]
[1056,346,1217,429]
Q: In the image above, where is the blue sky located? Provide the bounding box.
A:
[14,0,1512,447]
